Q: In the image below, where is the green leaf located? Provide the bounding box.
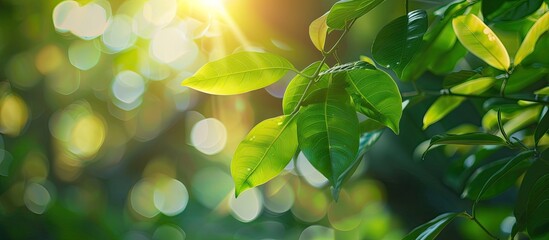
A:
[429,132,506,146]
[463,151,534,200]
[423,77,496,129]
[403,212,463,240]
[297,79,359,194]
[309,13,329,51]
[514,155,549,235]
[231,115,298,197]
[452,14,511,71]
[372,10,428,77]
[535,86,549,95]
[423,96,465,130]
[504,66,548,94]
[482,0,544,22]
[182,52,295,95]
[326,0,384,29]
[282,61,329,115]
[442,70,480,88]
[514,12,549,65]
[319,61,376,76]
[344,69,402,134]
[535,110,549,147]
[427,40,467,75]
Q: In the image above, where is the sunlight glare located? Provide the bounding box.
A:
[199,0,225,10]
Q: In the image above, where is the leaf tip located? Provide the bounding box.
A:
[331,186,341,202]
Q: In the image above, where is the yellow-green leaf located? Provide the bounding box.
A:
[309,13,329,51]
[452,14,510,71]
[423,77,496,129]
[535,86,549,95]
[515,12,549,65]
[182,52,295,95]
[231,115,298,197]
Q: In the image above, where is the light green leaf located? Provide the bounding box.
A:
[372,10,428,77]
[423,132,507,159]
[535,110,549,147]
[182,52,295,95]
[423,77,496,129]
[403,212,463,240]
[452,14,511,71]
[309,13,329,51]
[326,0,384,29]
[482,0,544,22]
[297,79,359,194]
[423,96,465,130]
[282,61,329,115]
[231,115,298,197]
[344,69,402,134]
[535,86,549,95]
[515,12,549,65]
[463,151,534,201]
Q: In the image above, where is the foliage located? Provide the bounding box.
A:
[182,0,549,239]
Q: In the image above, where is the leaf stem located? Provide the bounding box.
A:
[401,90,549,105]
[290,19,357,115]
[463,212,500,240]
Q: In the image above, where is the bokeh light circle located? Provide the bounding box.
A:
[112,70,146,105]
[229,188,263,222]
[24,182,52,214]
[190,118,227,155]
[153,178,189,216]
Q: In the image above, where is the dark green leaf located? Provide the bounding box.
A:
[282,61,329,115]
[463,151,534,201]
[514,154,549,235]
[403,212,463,240]
[503,66,548,94]
[424,133,506,159]
[442,70,480,89]
[482,98,520,112]
[182,52,296,95]
[427,41,467,75]
[231,115,298,196]
[482,0,544,22]
[326,0,384,29]
[372,10,428,77]
[344,69,402,134]
[535,109,549,147]
[297,78,359,195]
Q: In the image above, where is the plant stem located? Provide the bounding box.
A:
[463,212,500,240]
[401,90,549,105]
[289,19,356,116]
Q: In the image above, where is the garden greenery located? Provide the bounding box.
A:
[182,0,549,239]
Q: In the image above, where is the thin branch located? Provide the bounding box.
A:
[463,212,500,240]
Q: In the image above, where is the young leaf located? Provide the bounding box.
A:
[372,10,428,77]
[309,13,329,51]
[182,52,295,95]
[429,132,506,146]
[482,0,544,22]
[403,212,463,240]
[297,79,359,193]
[464,151,534,201]
[514,12,549,65]
[423,77,496,129]
[535,110,549,147]
[452,14,510,71]
[344,69,402,134]
[326,0,384,29]
[282,61,329,115]
[423,96,465,130]
[231,115,298,197]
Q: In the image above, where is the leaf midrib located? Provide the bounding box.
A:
[239,115,296,189]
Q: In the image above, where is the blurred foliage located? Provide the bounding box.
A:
[0,0,547,240]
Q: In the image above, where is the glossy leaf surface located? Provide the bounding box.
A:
[344,69,402,134]
[297,80,359,190]
[372,10,428,77]
[182,52,295,95]
[452,14,510,71]
[515,12,549,65]
[232,115,298,196]
[326,0,384,29]
[403,212,462,240]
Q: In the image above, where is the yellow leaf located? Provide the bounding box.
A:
[309,13,329,51]
[515,12,549,65]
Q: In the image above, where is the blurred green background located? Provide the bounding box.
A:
[0,0,520,239]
